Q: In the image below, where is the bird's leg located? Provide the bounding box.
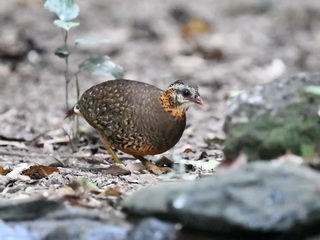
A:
[100,137,123,164]
[135,156,171,175]
[106,146,123,164]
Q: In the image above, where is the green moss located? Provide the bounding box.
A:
[223,100,320,160]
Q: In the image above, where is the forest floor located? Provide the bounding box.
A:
[1,0,320,233]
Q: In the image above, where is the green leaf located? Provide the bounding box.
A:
[54,20,79,31]
[75,38,110,45]
[304,85,320,96]
[54,47,69,58]
[81,177,100,193]
[79,55,124,79]
[44,0,79,21]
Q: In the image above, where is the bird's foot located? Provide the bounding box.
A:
[136,156,171,175]
[145,162,172,175]
[105,149,171,175]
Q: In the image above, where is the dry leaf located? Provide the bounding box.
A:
[101,185,121,197]
[145,162,171,175]
[0,166,10,175]
[22,165,60,179]
[184,148,193,153]
[57,185,75,195]
[58,178,103,207]
[181,17,212,38]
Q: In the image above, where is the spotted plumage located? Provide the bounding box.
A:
[72,79,203,158]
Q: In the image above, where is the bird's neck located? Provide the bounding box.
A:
[160,89,187,119]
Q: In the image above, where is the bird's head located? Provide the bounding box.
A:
[161,80,203,113]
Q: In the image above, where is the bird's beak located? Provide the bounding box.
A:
[190,96,204,106]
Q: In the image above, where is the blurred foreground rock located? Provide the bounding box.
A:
[0,197,128,240]
[0,197,63,220]
[0,220,39,240]
[2,219,128,240]
[223,72,320,162]
[123,162,320,239]
[127,217,177,240]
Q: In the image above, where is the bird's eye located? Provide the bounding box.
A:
[182,89,191,97]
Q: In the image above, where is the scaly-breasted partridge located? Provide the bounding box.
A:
[69,79,203,172]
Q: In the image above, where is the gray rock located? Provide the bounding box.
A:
[307,236,320,240]
[0,197,63,220]
[41,156,64,167]
[0,220,40,240]
[128,217,176,240]
[123,162,320,238]
[43,226,79,240]
[123,181,192,216]
[8,200,129,240]
[19,218,128,240]
[86,225,127,240]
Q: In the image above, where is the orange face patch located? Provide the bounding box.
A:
[160,89,175,108]
[160,89,185,120]
[163,108,185,119]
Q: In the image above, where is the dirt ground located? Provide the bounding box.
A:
[1,0,320,229]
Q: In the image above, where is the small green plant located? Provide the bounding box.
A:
[44,0,124,110]
[44,0,123,144]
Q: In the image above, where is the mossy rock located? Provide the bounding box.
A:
[223,72,320,160]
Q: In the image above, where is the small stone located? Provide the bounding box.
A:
[155,156,173,168]
[41,156,64,167]
[103,164,131,176]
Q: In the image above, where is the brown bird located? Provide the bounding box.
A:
[68,79,203,173]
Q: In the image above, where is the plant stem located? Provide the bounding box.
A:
[74,72,80,135]
[62,29,70,110]
[75,71,80,101]
[65,57,69,109]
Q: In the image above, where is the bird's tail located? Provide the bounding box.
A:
[64,104,81,119]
